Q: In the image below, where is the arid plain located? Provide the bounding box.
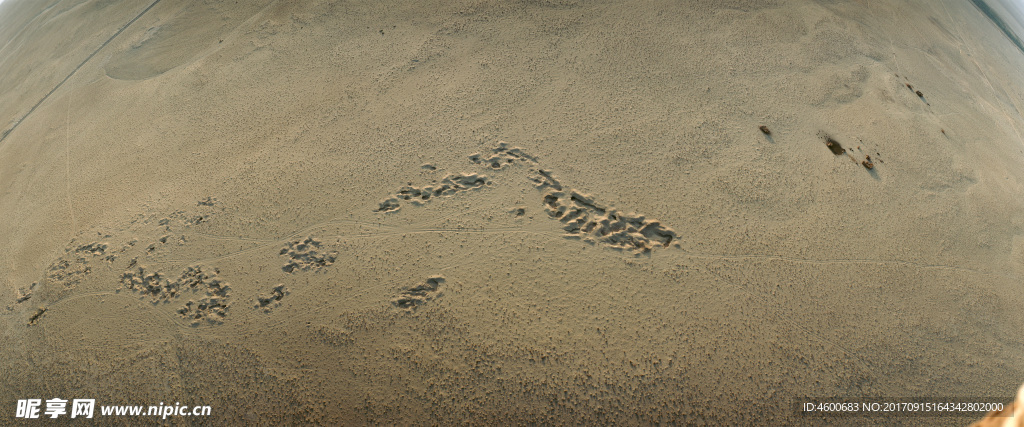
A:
[1,0,1023,424]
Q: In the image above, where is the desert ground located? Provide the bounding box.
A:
[1,0,1022,424]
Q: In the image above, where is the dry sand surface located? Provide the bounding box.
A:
[1,0,1023,424]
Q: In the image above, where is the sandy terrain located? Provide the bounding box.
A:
[1,0,1022,424]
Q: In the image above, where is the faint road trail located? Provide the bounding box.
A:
[0,0,163,150]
